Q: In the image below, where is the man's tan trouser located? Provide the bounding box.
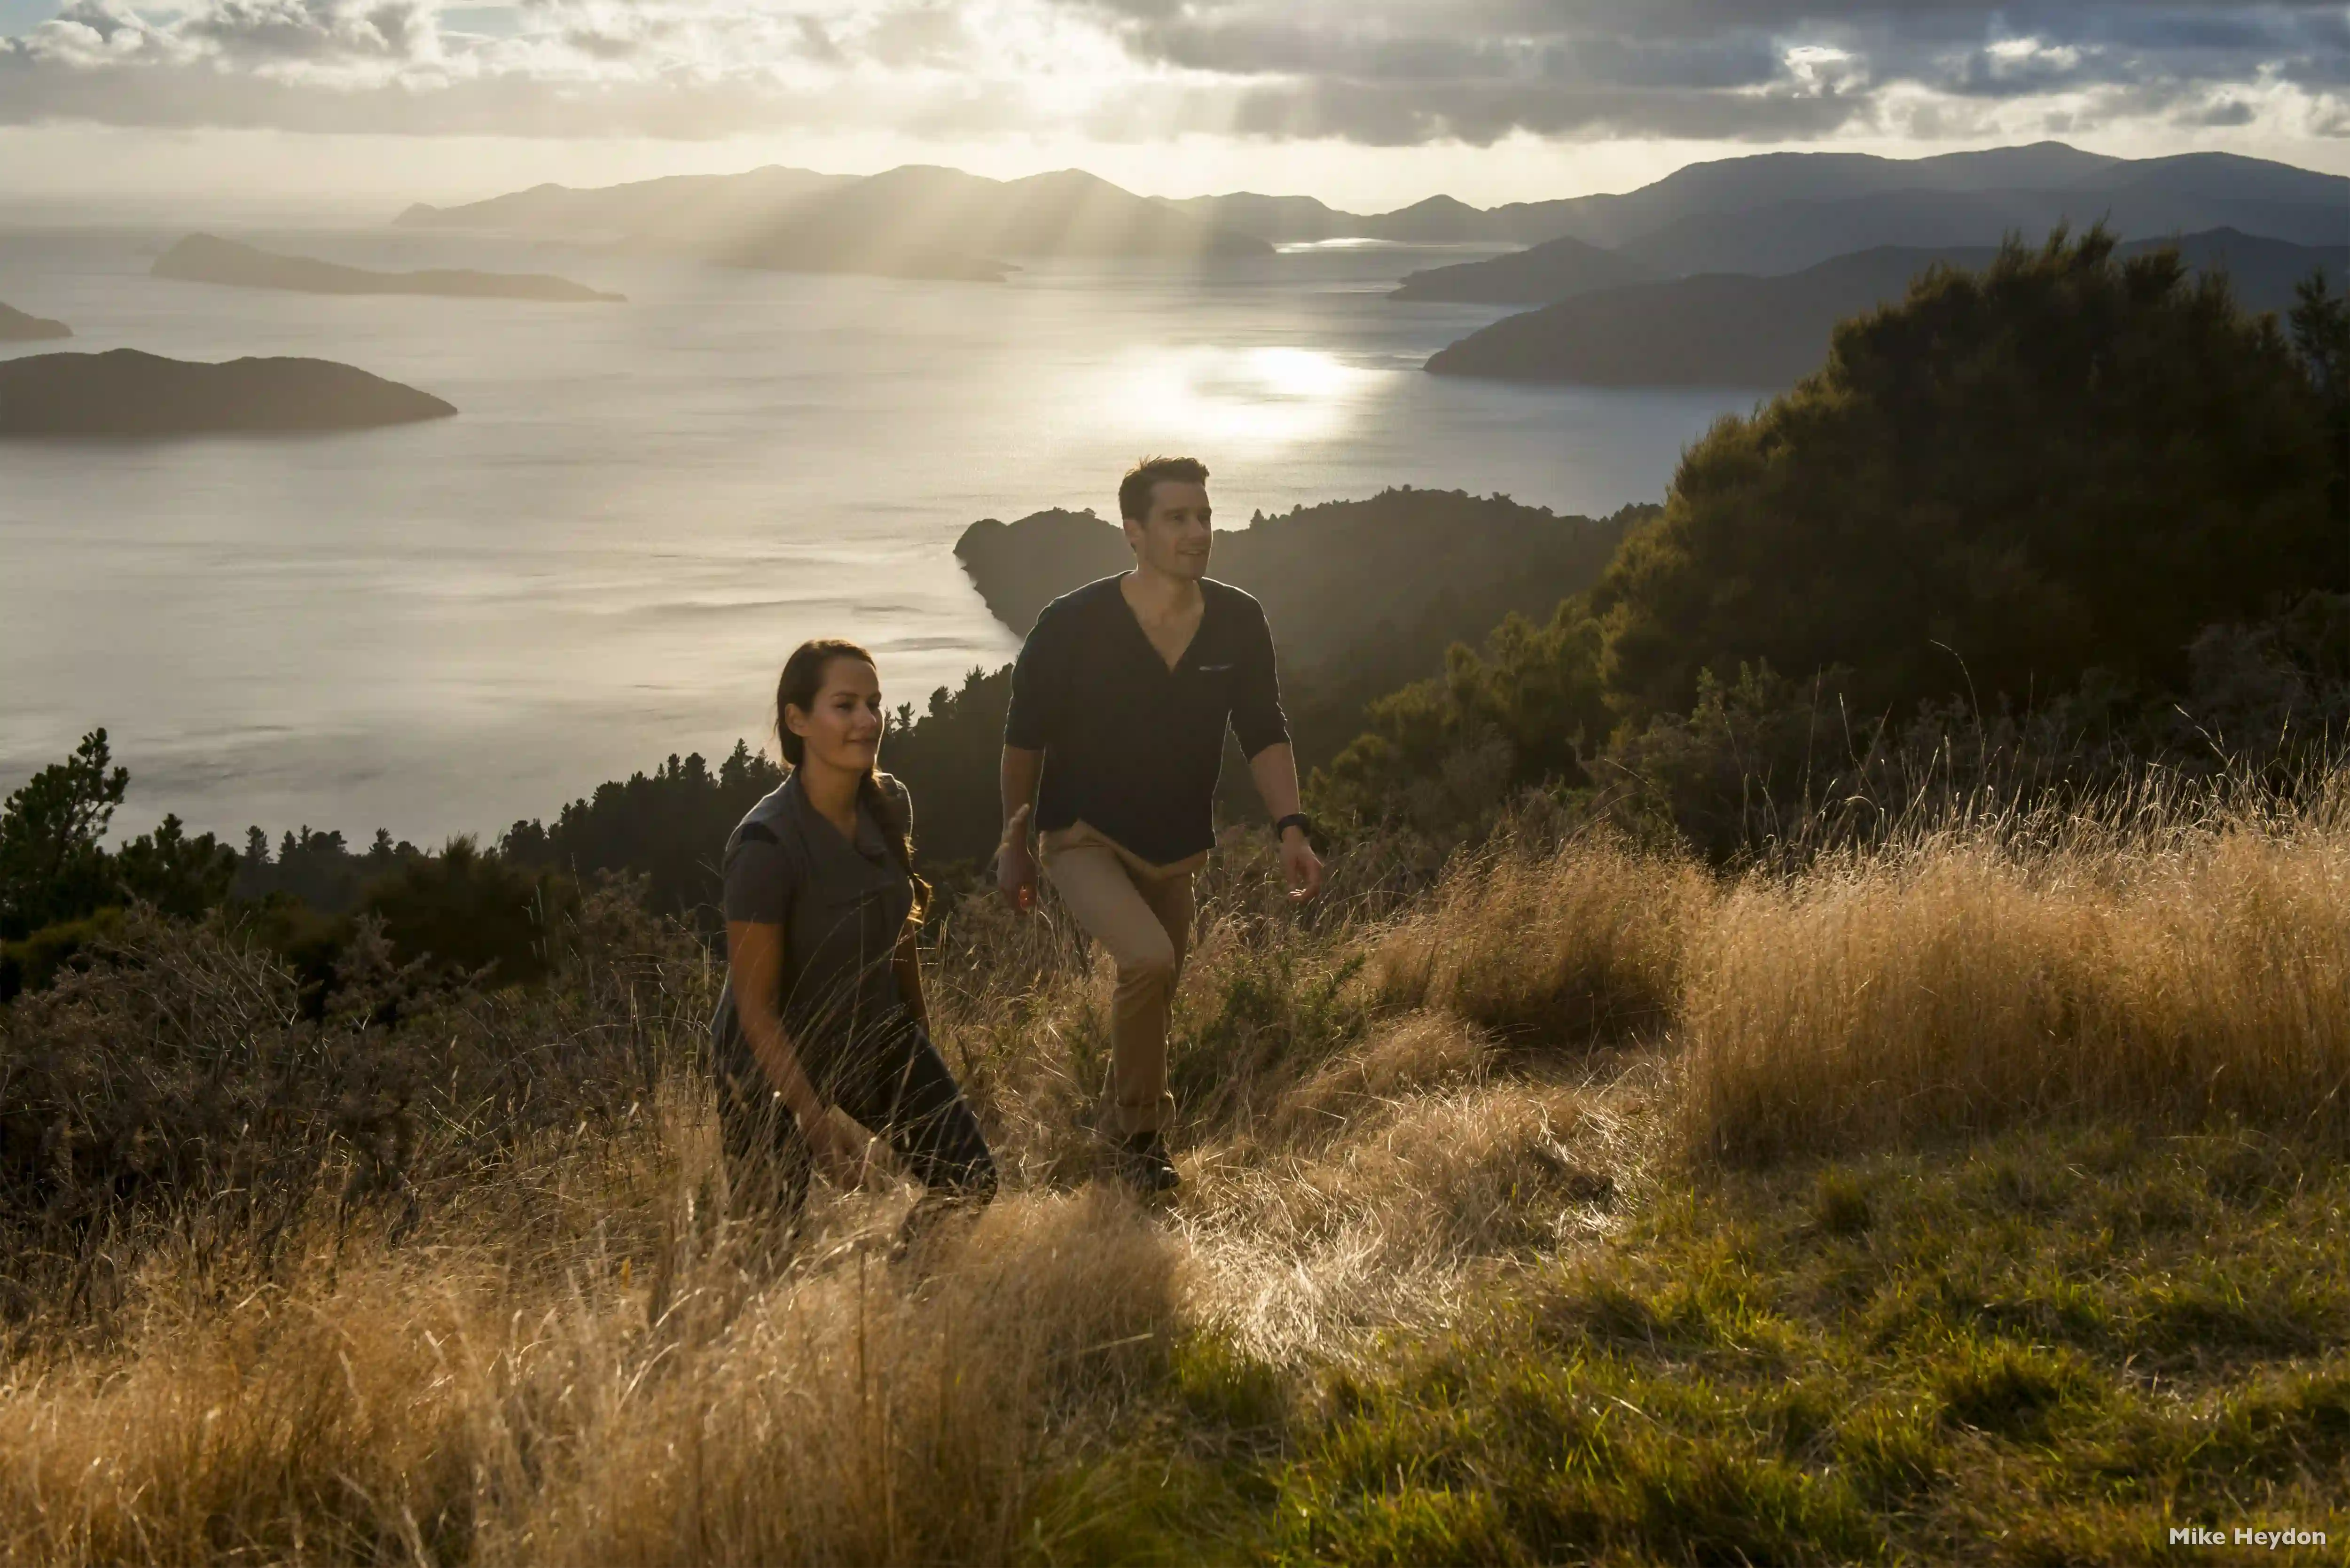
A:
[1038,821,1202,1138]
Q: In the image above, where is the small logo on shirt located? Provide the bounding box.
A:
[1195,663,1235,671]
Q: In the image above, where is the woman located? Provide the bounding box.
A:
[712,638,996,1229]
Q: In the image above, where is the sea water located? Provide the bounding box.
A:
[0,223,1759,842]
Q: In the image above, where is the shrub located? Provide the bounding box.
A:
[1594,227,2342,725]
[361,836,580,986]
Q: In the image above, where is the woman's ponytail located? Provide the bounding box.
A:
[858,766,930,920]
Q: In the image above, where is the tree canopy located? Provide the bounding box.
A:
[1592,227,2343,726]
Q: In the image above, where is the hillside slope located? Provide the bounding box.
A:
[1619,174,2350,277]
[1428,229,2349,388]
[1390,234,1658,304]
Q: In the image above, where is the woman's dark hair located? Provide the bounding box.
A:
[776,638,925,913]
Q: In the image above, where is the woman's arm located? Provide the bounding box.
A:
[727,919,869,1177]
[726,919,830,1126]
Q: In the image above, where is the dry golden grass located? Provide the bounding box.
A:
[1371,829,1711,1045]
[1683,812,2350,1163]
[6,792,2350,1562]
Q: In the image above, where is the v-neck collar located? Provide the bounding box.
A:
[783,773,894,882]
[1116,572,1208,674]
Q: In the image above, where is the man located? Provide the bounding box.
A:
[997,454,1324,1194]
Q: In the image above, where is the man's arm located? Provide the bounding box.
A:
[1232,597,1321,901]
[998,601,1059,914]
[1247,742,1324,901]
[997,745,1043,912]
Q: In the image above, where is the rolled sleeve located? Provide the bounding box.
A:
[721,827,799,926]
[1003,604,1064,751]
[1230,602,1290,758]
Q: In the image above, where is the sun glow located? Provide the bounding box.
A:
[1093,345,1380,451]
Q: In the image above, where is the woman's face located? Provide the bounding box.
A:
[785,657,885,772]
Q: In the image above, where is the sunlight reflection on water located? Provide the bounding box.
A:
[1098,345,1381,448]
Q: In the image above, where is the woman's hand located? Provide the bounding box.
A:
[804,1105,874,1186]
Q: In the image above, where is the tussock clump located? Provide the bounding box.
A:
[526,1190,1180,1567]
[0,1191,1180,1568]
[1374,830,1711,1044]
[1682,823,2350,1164]
[0,1263,495,1564]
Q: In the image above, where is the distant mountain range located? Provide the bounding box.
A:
[1425,229,2350,389]
[395,141,2344,294]
[154,234,626,303]
[0,301,71,342]
[400,166,1269,281]
[397,166,856,248]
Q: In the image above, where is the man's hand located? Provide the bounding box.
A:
[1280,826,1324,901]
[997,804,1039,914]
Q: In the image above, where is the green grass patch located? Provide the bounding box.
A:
[1034,1125,2350,1564]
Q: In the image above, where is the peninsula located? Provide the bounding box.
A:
[0,302,71,341]
[0,349,457,435]
[153,234,624,303]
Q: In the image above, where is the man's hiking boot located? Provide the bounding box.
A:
[1117,1130,1181,1195]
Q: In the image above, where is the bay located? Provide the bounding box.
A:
[0,223,1759,842]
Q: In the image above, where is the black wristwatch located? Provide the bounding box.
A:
[1273,812,1312,842]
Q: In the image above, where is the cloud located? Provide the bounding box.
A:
[0,0,2342,147]
[1067,0,2350,143]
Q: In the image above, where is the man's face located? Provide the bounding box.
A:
[1125,480,1212,581]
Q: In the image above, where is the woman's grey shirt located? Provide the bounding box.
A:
[710,771,916,1086]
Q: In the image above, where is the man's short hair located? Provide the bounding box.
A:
[1119,455,1210,523]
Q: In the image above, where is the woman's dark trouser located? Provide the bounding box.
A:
[719,1021,997,1222]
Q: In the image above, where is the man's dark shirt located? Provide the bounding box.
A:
[1004,574,1289,865]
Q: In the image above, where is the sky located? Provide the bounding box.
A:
[1,0,2347,212]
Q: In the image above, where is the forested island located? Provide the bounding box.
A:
[0,302,70,341]
[152,234,625,303]
[0,349,456,435]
